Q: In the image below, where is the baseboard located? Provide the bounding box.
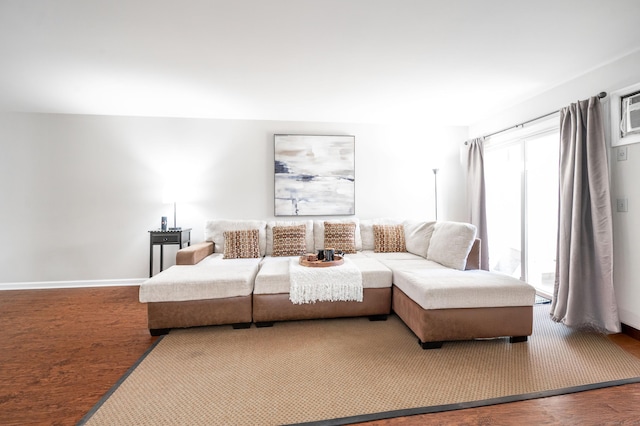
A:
[622,323,640,341]
[0,278,146,291]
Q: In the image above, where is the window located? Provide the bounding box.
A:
[484,118,559,297]
[620,91,640,137]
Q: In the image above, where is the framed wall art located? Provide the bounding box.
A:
[274,134,355,216]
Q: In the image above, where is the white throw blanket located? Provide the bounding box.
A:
[289,257,363,304]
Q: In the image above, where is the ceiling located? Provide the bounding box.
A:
[2,0,640,126]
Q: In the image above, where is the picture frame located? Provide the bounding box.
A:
[274,134,355,216]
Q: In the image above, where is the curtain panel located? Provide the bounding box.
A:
[466,137,490,270]
[551,96,620,333]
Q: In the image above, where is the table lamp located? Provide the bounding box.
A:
[162,185,181,230]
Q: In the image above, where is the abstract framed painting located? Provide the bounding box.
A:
[274,134,355,216]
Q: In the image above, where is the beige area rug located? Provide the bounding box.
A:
[80,306,640,425]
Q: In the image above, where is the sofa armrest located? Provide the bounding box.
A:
[465,238,481,270]
[176,242,214,265]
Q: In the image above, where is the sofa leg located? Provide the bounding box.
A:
[232,322,252,329]
[368,314,388,321]
[150,328,170,336]
[509,335,528,343]
[419,339,443,349]
[255,322,275,328]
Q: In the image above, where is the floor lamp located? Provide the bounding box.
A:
[432,168,439,220]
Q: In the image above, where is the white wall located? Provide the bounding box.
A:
[0,113,467,284]
[469,49,640,329]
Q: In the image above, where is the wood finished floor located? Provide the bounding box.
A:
[1,286,639,425]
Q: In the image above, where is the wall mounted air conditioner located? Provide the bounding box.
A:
[622,93,640,134]
[611,83,640,147]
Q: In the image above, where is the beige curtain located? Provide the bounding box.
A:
[551,96,620,333]
[466,137,489,270]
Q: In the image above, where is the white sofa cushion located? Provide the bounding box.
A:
[253,253,392,295]
[361,250,426,262]
[403,220,435,258]
[266,220,314,255]
[393,268,536,310]
[204,220,267,256]
[139,254,261,303]
[426,221,477,270]
[365,255,445,283]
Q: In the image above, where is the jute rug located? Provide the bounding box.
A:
[80,306,640,425]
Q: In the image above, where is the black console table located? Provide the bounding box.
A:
[148,228,191,277]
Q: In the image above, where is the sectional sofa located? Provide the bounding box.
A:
[139,219,536,348]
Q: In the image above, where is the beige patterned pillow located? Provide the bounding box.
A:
[324,222,357,253]
[223,229,260,259]
[373,224,407,253]
[272,225,307,257]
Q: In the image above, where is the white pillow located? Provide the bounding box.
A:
[403,220,436,258]
[360,218,402,251]
[266,220,314,255]
[426,221,477,270]
[204,220,267,256]
[313,219,362,251]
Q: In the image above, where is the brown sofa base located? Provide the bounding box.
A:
[147,295,252,334]
[392,285,533,348]
[252,287,391,323]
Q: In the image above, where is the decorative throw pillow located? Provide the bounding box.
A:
[373,224,407,253]
[323,222,357,253]
[272,225,307,257]
[266,220,314,255]
[314,219,363,251]
[426,221,477,270]
[223,229,260,259]
[204,220,267,256]
[360,219,401,251]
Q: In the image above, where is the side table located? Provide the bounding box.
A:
[149,228,191,277]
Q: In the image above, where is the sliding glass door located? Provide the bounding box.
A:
[484,126,559,297]
[524,132,559,296]
[485,143,522,278]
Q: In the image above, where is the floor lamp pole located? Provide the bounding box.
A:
[432,168,439,221]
